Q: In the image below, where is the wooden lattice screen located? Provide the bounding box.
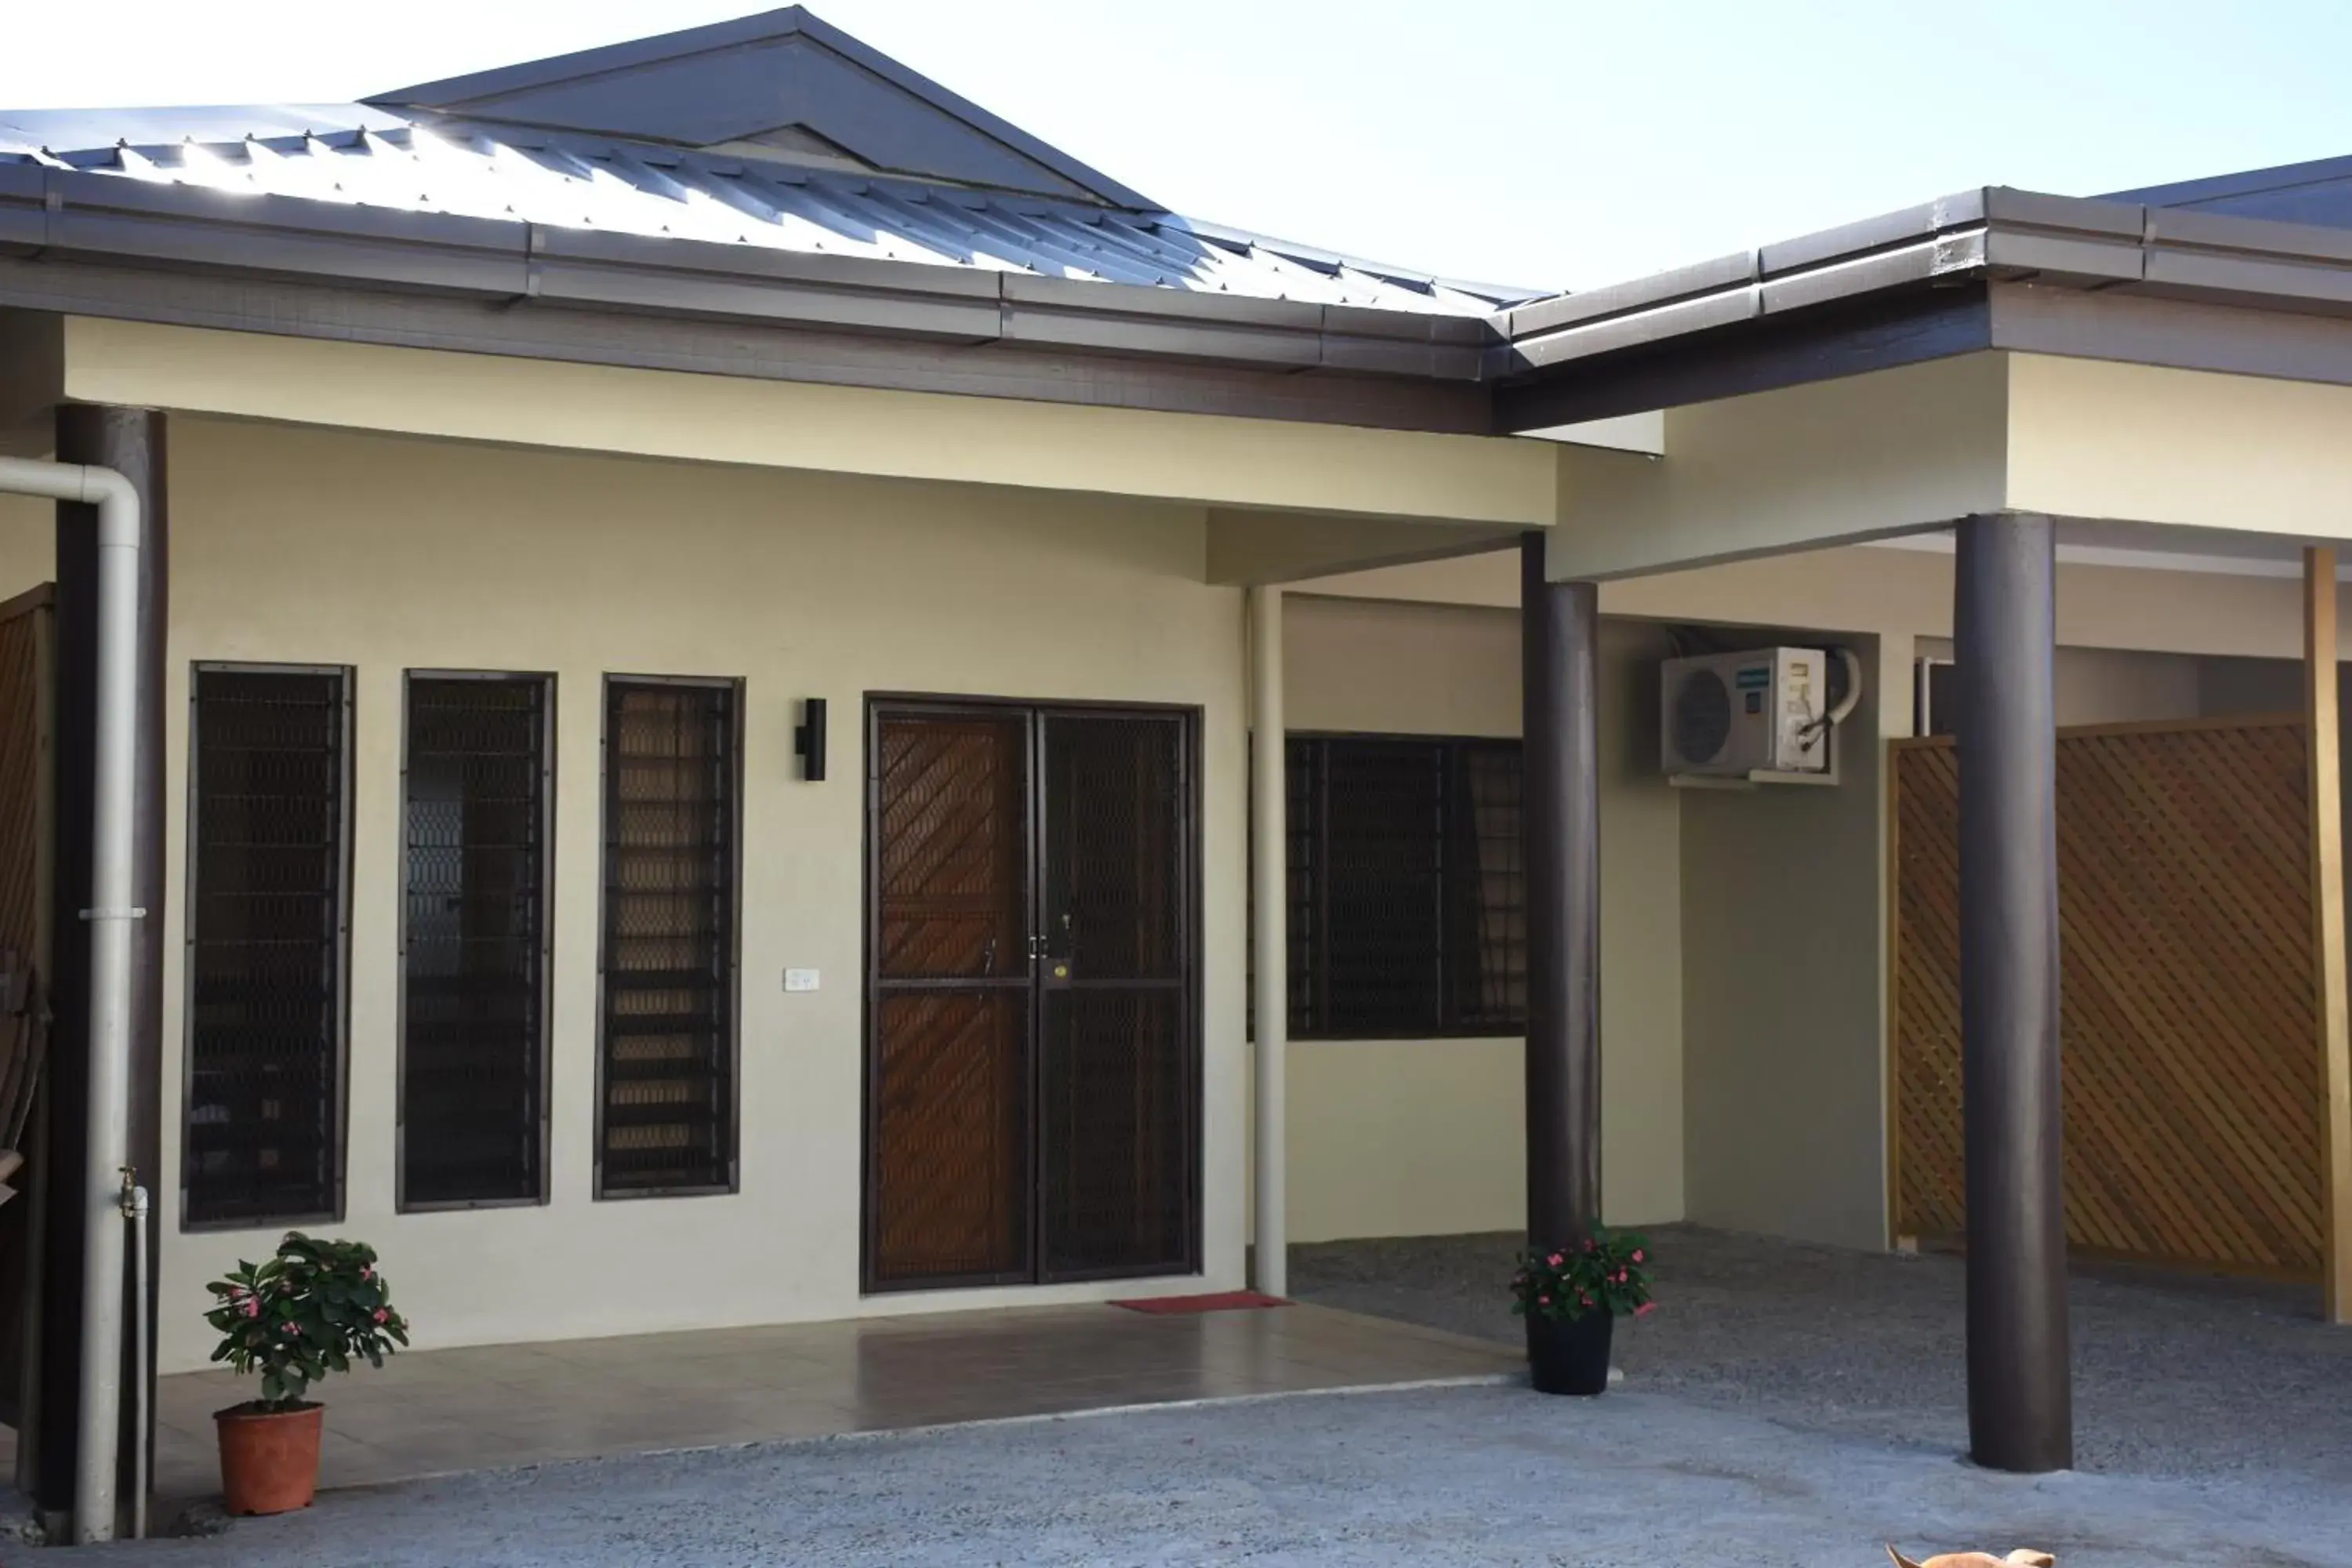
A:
[0,586,47,989]
[1891,714,2327,1278]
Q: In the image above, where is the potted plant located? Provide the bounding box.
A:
[203,1232,410,1515]
[1510,1225,1653,1396]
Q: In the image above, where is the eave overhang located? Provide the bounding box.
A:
[1493,187,2352,430]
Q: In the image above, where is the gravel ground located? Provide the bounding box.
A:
[89,1383,2352,1567]
[1290,1225,2352,1487]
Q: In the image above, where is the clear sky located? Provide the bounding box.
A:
[5,0,2348,292]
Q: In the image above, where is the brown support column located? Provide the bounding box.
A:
[2304,546,2352,1324]
[1954,511,2070,1473]
[36,406,167,1521]
[1521,532,1600,1246]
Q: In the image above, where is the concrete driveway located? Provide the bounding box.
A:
[88,1382,2348,1566]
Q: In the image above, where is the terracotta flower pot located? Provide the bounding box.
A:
[216,1401,323,1515]
[1526,1309,1614,1396]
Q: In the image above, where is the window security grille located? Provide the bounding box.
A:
[597,678,740,1196]
[1283,735,1526,1038]
[401,674,553,1209]
[183,666,350,1227]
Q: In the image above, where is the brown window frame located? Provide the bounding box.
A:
[1280,731,1527,1041]
[593,673,745,1201]
[180,661,355,1232]
[395,669,557,1214]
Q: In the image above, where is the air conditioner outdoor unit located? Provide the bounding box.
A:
[1661,646,1841,779]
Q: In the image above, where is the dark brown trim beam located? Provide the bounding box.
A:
[1495,285,1992,431]
[0,256,1494,435]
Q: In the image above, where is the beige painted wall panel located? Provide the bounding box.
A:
[1544,354,2009,582]
[1680,633,1890,1251]
[154,416,1250,1371]
[63,317,1559,528]
[2008,354,2352,540]
[1915,639,2202,728]
[1285,1039,1523,1243]
[0,490,49,601]
[1269,601,1684,1240]
[1283,594,1522,737]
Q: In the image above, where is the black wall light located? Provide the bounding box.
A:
[794,698,827,782]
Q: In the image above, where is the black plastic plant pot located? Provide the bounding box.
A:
[1526,1309,1613,1396]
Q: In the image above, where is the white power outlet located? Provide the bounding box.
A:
[783,968,820,993]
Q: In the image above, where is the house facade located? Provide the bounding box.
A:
[9,3,2352,1536]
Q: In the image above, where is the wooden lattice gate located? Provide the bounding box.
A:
[0,583,53,1441]
[1890,714,2328,1278]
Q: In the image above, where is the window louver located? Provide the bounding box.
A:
[1282,735,1526,1039]
[400,673,553,1209]
[183,666,350,1228]
[597,678,741,1196]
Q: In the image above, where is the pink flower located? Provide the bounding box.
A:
[1635,1302,1657,1319]
[1546,1253,1563,1267]
[1615,1269,1628,1283]
[241,1298,260,1319]
[1631,1250,1645,1264]
[372,1308,388,1324]
[1537,1294,1551,1307]
[1584,1239,1597,1252]
[1577,1293,1592,1307]
[361,1265,373,1280]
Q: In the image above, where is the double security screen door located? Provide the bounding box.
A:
[864,699,1199,1290]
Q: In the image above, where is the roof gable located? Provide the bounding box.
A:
[365,6,1152,209]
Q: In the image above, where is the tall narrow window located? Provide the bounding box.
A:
[400,673,554,1209]
[597,677,741,1197]
[1282,734,1525,1038]
[184,665,351,1227]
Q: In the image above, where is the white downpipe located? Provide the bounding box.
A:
[0,456,143,1545]
[1247,586,1287,1298]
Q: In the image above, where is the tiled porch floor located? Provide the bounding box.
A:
[152,1300,1518,1506]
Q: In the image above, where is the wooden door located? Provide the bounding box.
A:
[865,702,1196,1290]
[867,708,1033,1287]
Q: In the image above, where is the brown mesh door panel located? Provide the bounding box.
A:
[877,715,1029,982]
[868,710,1033,1286]
[1040,988,1187,1277]
[872,992,1030,1282]
[1038,714,1193,1281]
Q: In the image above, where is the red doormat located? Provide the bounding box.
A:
[1110,1290,1290,1314]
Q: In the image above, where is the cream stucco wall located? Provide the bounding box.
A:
[154,416,1254,1371]
[1276,595,1683,1242]
[1913,639,2204,728]
[1678,633,1896,1251]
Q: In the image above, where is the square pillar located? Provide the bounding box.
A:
[2303,546,2352,1323]
[1521,533,1600,1243]
[1953,511,2071,1473]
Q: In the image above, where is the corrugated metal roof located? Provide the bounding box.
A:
[0,106,1533,317]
